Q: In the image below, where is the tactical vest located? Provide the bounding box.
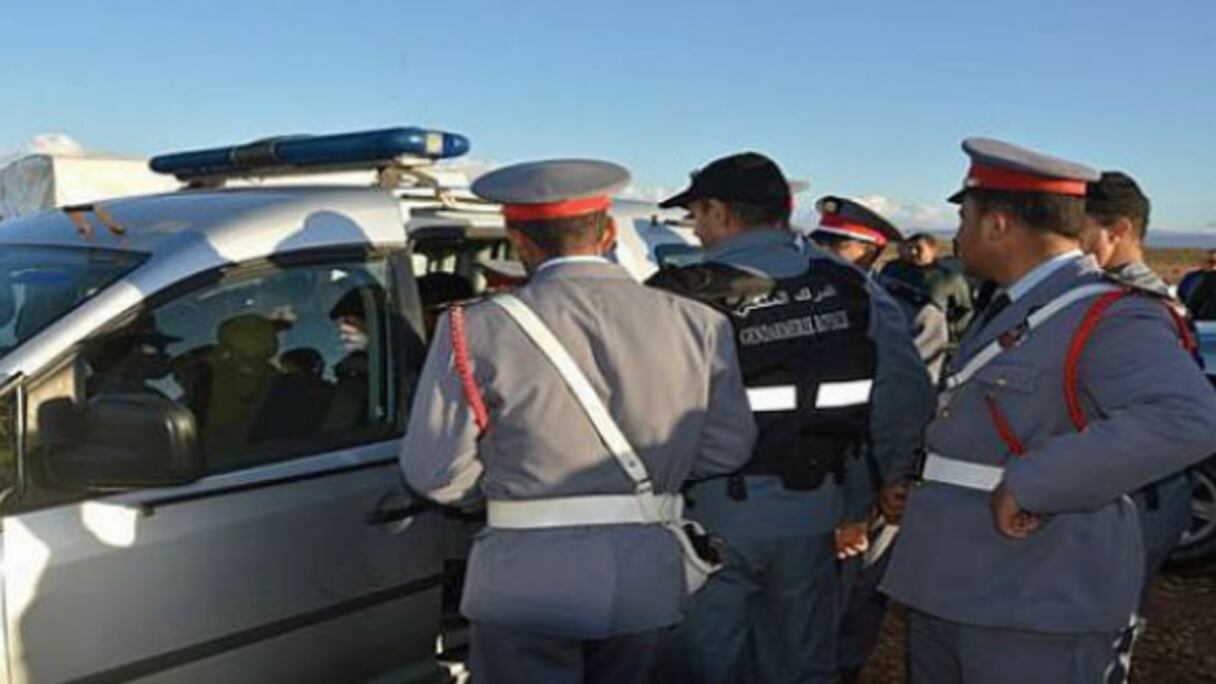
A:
[649,259,876,490]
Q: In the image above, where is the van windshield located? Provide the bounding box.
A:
[0,245,146,357]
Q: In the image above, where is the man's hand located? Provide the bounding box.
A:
[990,483,1042,539]
[877,480,910,524]
[835,521,870,560]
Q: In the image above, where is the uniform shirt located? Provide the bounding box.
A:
[686,229,935,535]
[1005,249,1083,302]
[400,260,756,637]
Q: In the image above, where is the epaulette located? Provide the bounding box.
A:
[437,295,492,315]
[646,263,775,311]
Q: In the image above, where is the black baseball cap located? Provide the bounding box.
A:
[659,152,791,210]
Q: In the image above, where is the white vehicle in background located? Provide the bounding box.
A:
[1167,320,1216,570]
[0,151,180,222]
[0,126,698,684]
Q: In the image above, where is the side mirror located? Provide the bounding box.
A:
[38,393,203,491]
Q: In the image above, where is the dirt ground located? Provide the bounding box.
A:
[1145,247,1207,286]
[856,566,1216,683]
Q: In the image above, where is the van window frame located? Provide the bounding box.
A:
[6,245,426,516]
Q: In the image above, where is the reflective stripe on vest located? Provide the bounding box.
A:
[746,379,874,413]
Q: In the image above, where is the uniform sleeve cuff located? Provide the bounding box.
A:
[1001,459,1051,513]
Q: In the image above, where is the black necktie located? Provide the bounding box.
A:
[978,293,1012,329]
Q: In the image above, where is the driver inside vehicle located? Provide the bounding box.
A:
[199,313,290,467]
[85,315,180,397]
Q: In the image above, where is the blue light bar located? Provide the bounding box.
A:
[149,127,470,180]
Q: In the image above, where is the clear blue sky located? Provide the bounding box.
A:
[3,0,1214,230]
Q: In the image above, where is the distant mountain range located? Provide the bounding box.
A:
[919,229,1216,249]
[1144,231,1216,249]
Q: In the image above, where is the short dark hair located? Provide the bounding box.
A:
[906,232,938,245]
[1086,171,1150,241]
[725,200,790,227]
[508,211,607,255]
[969,189,1085,238]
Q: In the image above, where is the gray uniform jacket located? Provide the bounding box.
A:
[681,230,934,532]
[400,260,757,639]
[1108,260,1196,593]
[878,273,949,384]
[883,259,975,343]
[883,255,1216,633]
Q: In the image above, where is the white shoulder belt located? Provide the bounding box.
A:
[943,283,1122,391]
[484,294,678,529]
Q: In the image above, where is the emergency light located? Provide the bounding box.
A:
[150,127,470,181]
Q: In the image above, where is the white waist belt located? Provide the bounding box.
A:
[487,494,684,529]
[921,452,1004,492]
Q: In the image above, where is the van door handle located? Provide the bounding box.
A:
[366,502,429,526]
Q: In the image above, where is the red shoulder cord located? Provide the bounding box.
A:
[449,305,490,438]
[1064,292,1195,432]
[1163,303,1199,354]
[984,289,1193,453]
[1063,291,1130,431]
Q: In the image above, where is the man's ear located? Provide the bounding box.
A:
[506,228,540,268]
[980,208,1011,244]
[1110,216,1137,244]
[858,244,881,270]
[598,216,618,254]
[506,226,527,253]
[708,199,732,229]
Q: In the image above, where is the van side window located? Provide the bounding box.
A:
[24,258,403,490]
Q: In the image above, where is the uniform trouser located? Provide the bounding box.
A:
[836,549,891,676]
[658,532,838,684]
[469,621,662,684]
[907,610,1120,684]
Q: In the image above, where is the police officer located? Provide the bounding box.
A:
[810,196,949,382]
[805,196,948,682]
[882,138,1216,683]
[1080,170,1195,682]
[399,159,757,684]
[649,152,935,683]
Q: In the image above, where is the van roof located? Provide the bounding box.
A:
[0,185,409,261]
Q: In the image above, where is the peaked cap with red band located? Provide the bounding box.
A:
[811,195,903,248]
[471,158,630,221]
[947,137,1100,204]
